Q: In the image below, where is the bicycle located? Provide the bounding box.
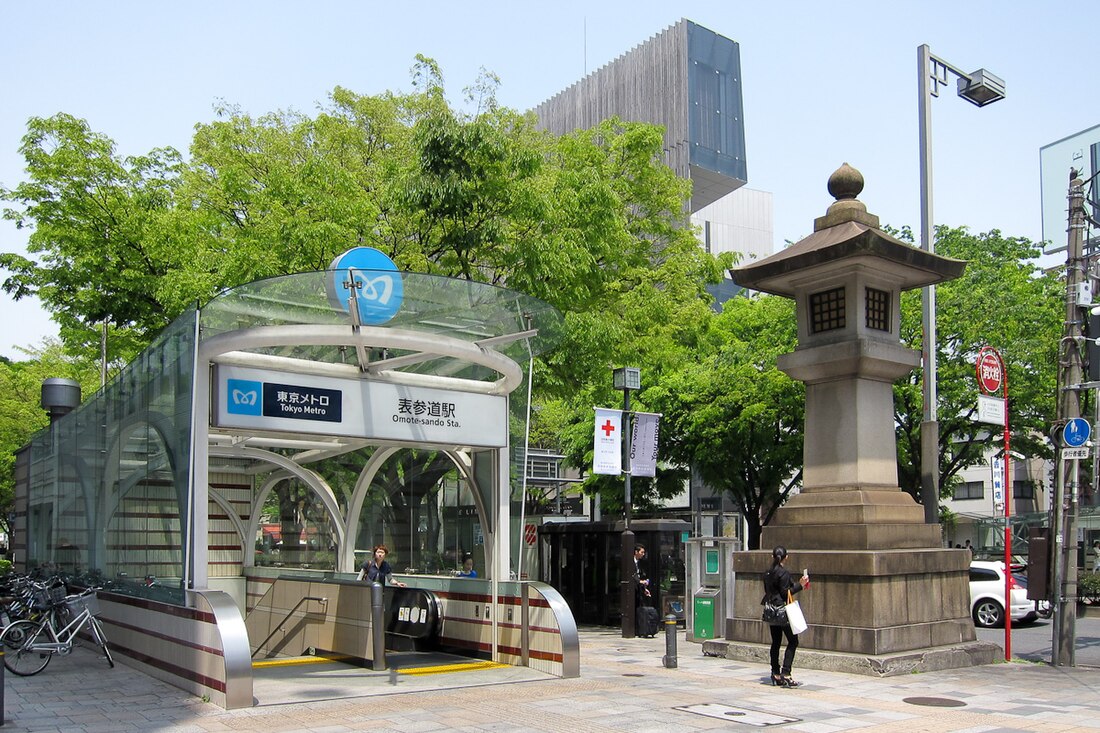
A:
[1,587,114,675]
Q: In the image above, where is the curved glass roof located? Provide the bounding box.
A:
[199,270,563,380]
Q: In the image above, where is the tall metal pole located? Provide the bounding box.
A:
[1054,174,1087,665]
[917,44,941,525]
[620,387,635,638]
[1002,363,1012,661]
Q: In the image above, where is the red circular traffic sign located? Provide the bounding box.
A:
[976,348,1003,395]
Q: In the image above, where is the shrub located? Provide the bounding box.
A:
[1079,572,1100,602]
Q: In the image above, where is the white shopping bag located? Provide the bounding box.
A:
[785,598,807,635]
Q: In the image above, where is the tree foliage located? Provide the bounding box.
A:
[0,57,727,544]
[647,295,803,549]
[894,225,1062,502]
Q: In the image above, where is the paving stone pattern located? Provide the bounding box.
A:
[5,627,1100,732]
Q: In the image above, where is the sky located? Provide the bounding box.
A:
[2,1,1098,359]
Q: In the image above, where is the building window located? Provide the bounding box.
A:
[954,481,984,500]
[810,287,846,334]
[1013,480,1035,500]
[865,288,890,331]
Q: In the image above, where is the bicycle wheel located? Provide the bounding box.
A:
[89,617,114,668]
[2,620,52,676]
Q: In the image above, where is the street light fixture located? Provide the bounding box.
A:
[917,44,1006,524]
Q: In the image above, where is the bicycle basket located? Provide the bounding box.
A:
[32,584,67,610]
[65,594,98,617]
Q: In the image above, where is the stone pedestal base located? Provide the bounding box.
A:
[728,548,975,657]
[700,638,1000,677]
[762,488,944,550]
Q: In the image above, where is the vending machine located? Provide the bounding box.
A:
[684,537,739,642]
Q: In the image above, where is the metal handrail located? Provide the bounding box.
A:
[250,596,327,659]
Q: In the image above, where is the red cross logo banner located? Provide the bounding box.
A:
[592,407,623,475]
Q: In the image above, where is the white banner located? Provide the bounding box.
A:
[593,408,623,475]
[630,412,661,477]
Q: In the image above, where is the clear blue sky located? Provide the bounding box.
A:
[2,1,1097,358]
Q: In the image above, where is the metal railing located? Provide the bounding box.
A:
[250,596,327,659]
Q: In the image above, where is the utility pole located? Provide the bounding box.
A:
[1053,173,1087,666]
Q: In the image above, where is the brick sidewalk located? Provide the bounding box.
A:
[6,627,1100,732]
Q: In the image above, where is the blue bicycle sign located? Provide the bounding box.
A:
[1063,418,1091,448]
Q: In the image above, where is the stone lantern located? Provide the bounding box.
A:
[714,164,997,672]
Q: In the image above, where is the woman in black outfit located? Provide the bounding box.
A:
[762,545,808,687]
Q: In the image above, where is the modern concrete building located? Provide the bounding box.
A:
[533,19,774,266]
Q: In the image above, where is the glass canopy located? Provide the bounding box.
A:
[199,270,563,380]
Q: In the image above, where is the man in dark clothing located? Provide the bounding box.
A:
[634,544,651,605]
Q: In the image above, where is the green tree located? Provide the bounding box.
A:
[0,113,182,360]
[0,58,727,551]
[894,225,1062,504]
[647,295,803,549]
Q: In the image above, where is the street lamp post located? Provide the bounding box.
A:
[614,366,641,638]
[917,44,1006,524]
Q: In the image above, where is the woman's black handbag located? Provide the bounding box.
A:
[762,595,787,625]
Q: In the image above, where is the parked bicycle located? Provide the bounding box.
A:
[1,587,114,675]
[0,574,65,629]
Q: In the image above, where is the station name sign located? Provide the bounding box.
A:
[214,365,507,448]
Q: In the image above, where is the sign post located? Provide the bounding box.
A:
[976,346,1011,660]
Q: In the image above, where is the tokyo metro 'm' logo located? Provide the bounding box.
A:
[325,247,403,325]
[227,379,262,416]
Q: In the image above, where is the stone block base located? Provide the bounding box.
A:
[699,638,1001,677]
[728,548,975,656]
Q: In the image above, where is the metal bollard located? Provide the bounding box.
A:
[662,614,678,669]
[371,582,386,671]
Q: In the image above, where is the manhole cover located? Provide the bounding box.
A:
[676,704,799,726]
[903,697,966,708]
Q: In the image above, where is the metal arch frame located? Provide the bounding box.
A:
[100,411,181,575]
[210,444,346,562]
[201,325,525,394]
[341,447,493,576]
[188,321,526,591]
[342,446,400,573]
[207,489,248,556]
[246,472,294,569]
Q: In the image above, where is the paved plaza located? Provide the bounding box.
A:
[6,626,1100,732]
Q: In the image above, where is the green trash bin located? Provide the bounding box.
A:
[693,588,720,640]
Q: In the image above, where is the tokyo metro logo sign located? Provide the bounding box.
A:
[227,379,262,416]
[325,247,403,325]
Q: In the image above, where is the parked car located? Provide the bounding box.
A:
[969,560,1038,628]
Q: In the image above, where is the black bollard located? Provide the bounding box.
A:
[662,614,678,669]
[371,581,386,671]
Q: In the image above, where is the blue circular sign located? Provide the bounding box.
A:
[325,247,403,325]
[1063,418,1092,448]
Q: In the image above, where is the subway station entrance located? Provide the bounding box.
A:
[14,254,578,707]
